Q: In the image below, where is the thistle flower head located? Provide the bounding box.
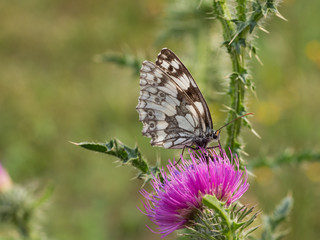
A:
[140,149,249,237]
[0,163,12,193]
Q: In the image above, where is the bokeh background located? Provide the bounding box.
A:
[0,0,319,239]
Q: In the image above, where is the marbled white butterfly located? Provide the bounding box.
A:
[136,48,220,150]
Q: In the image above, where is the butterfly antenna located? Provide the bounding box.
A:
[216,113,253,132]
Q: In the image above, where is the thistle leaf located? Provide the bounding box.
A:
[72,139,159,183]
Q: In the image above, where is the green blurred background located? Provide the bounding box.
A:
[0,0,319,239]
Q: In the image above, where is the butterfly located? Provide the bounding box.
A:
[136,48,220,150]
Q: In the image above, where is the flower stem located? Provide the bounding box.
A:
[213,0,247,160]
[236,0,247,22]
[212,0,281,161]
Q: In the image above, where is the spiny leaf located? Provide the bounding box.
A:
[72,139,160,183]
[72,140,143,164]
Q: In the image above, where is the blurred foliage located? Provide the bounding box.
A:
[0,185,52,240]
[0,0,319,239]
[256,196,294,240]
[249,149,320,170]
[95,51,142,76]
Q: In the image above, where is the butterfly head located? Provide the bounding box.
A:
[212,130,220,141]
[206,129,220,144]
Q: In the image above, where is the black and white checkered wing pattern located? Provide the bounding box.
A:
[136,49,213,149]
[156,48,213,131]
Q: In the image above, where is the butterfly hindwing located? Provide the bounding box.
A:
[137,49,214,149]
[137,61,204,148]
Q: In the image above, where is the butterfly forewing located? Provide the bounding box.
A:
[136,48,214,149]
[156,48,213,130]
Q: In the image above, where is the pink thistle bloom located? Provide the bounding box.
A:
[0,163,12,193]
[140,149,249,238]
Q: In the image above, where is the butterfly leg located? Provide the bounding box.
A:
[185,145,213,164]
[174,145,187,166]
[218,139,223,157]
[206,140,224,158]
[206,145,220,158]
[207,140,224,158]
[174,145,199,166]
[186,145,199,150]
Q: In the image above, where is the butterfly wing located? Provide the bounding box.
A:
[156,48,213,131]
[137,61,202,148]
[136,49,213,149]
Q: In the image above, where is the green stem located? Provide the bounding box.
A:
[213,0,280,161]
[225,51,246,159]
[213,0,247,160]
[212,0,235,40]
[236,0,247,22]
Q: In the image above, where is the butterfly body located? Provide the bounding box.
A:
[136,48,219,149]
[192,129,219,148]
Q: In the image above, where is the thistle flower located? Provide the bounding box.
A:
[0,163,12,193]
[140,149,249,238]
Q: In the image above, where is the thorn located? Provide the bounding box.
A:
[229,33,239,46]
[255,54,264,66]
[222,104,235,112]
[69,141,79,145]
[251,129,261,139]
[241,150,249,157]
[247,169,256,178]
[258,26,269,34]
[276,11,288,21]
[197,0,203,9]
